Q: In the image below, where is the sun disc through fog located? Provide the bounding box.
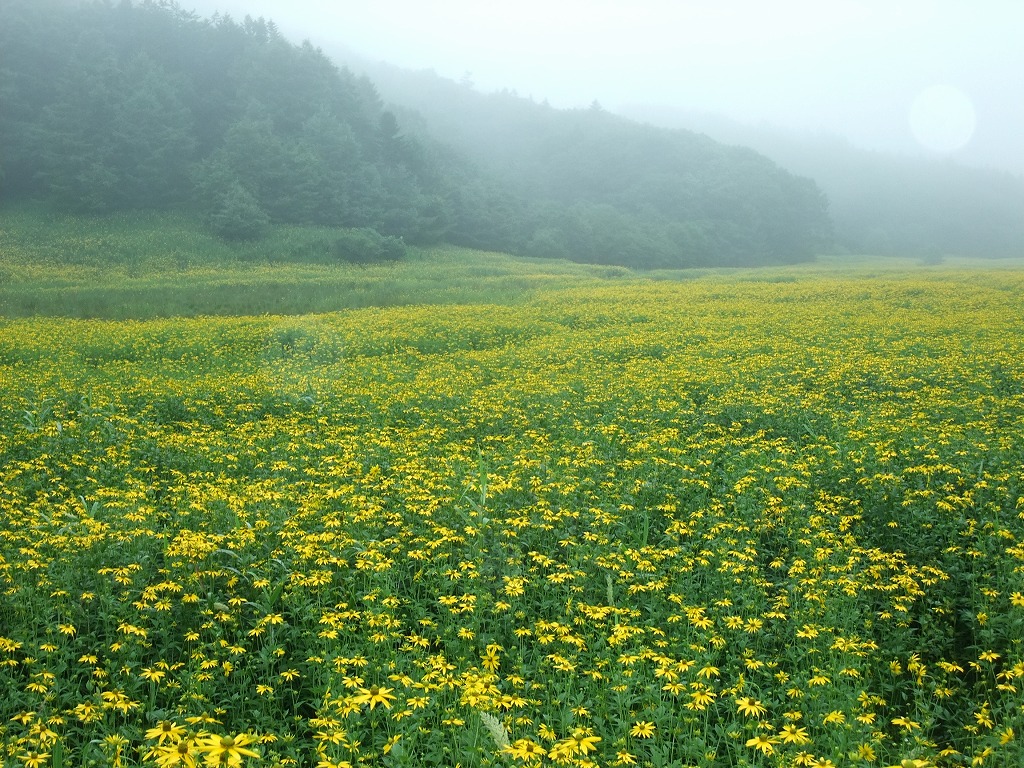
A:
[908,84,977,154]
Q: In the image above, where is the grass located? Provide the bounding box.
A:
[0,208,634,319]
[7,207,1020,322]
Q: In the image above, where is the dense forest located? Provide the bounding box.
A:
[0,0,833,268]
[358,61,833,266]
[620,105,1024,259]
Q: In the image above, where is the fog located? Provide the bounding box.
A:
[182,0,1024,176]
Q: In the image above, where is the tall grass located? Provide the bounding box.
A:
[0,207,631,319]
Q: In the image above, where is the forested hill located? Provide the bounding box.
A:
[340,61,833,266]
[620,106,1024,260]
[0,0,830,268]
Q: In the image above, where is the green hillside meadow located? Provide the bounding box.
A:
[1,213,1023,767]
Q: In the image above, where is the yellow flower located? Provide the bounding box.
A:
[857,743,877,761]
[482,645,502,672]
[891,716,920,731]
[548,730,602,761]
[686,687,716,710]
[103,733,130,750]
[146,720,187,744]
[352,685,397,710]
[973,705,994,729]
[629,721,655,738]
[72,701,102,723]
[140,667,167,683]
[780,724,811,744]
[735,696,767,718]
[196,733,260,765]
[970,748,993,766]
[502,738,547,763]
[150,739,200,767]
[574,732,602,754]
[382,734,402,754]
[746,734,781,754]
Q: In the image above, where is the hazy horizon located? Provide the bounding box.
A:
[181,0,1024,176]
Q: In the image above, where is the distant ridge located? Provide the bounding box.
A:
[335,57,832,266]
[618,104,1024,259]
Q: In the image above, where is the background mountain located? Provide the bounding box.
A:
[7,1,1019,267]
[618,105,1024,259]
[0,0,831,268]
[334,59,832,267]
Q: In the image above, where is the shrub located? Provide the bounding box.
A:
[209,182,269,241]
[332,228,407,263]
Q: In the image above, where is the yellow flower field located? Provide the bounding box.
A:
[1,268,1023,767]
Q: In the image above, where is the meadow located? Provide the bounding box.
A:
[1,214,1023,767]
[0,209,630,320]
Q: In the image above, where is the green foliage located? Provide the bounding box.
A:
[358,65,834,266]
[634,110,1024,259]
[0,0,435,239]
[208,182,269,241]
[23,38,195,211]
[1,0,834,269]
[0,208,625,319]
[331,227,407,263]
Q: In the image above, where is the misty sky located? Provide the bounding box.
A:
[184,0,1024,175]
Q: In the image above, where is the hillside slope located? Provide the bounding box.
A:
[620,105,1024,259]
[1,0,830,268]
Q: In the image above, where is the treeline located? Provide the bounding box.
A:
[1,0,447,249]
[621,106,1024,259]
[337,62,833,266]
[0,0,831,268]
